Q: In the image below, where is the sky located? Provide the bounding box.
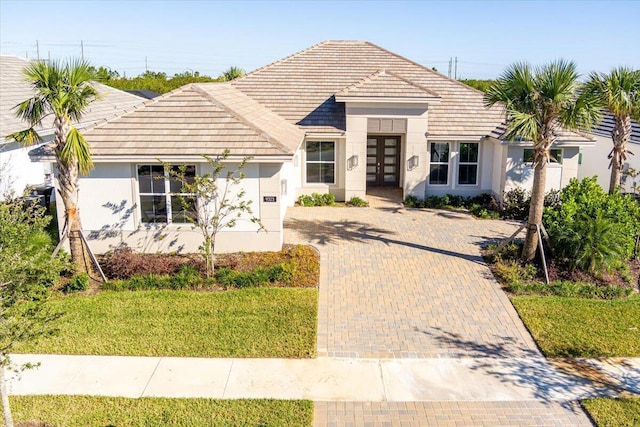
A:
[1,0,638,80]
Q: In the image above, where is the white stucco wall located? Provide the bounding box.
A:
[0,140,51,198]
[578,135,640,193]
[66,161,285,254]
[504,146,581,193]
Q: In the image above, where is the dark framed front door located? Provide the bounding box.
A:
[367,136,401,186]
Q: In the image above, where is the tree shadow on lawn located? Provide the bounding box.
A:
[414,326,631,411]
[285,217,494,267]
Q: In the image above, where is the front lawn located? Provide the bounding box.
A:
[582,397,640,427]
[11,395,313,427]
[511,295,640,357]
[16,288,317,358]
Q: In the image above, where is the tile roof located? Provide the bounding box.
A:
[588,113,640,145]
[489,122,595,144]
[232,40,505,137]
[335,69,440,100]
[1,55,144,143]
[79,83,304,158]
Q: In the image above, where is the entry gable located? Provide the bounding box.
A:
[335,69,441,104]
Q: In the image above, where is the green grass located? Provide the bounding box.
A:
[511,295,640,357]
[582,397,640,427]
[17,288,317,358]
[11,395,313,427]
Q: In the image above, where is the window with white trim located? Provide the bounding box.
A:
[458,142,479,185]
[523,148,563,164]
[137,164,196,224]
[429,142,450,185]
[306,141,335,184]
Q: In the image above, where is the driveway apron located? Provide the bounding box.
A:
[284,205,539,359]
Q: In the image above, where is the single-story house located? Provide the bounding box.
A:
[0,55,144,198]
[578,113,640,193]
[30,41,595,254]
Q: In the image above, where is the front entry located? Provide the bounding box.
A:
[367,136,401,186]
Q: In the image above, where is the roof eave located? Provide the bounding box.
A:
[335,96,441,104]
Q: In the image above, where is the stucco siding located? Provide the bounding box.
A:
[578,135,640,192]
[0,140,51,198]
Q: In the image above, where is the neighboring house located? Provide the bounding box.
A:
[578,114,640,193]
[0,55,144,198]
[31,41,594,254]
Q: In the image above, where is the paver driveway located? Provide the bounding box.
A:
[284,204,539,359]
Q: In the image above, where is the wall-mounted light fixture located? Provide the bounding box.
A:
[407,155,419,171]
[347,154,359,171]
[281,179,288,196]
[293,154,299,167]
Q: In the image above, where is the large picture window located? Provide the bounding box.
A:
[306,141,335,184]
[458,142,479,185]
[429,142,450,185]
[137,164,196,224]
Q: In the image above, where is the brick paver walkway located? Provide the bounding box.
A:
[284,205,539,359]
[313,401,592,426]
[284,201,596,426]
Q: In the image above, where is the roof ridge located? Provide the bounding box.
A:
[232,40,330,82]
[336,69,385,94]
[383,69,441,98]
[191,83,290,154]
[363,41,490,97]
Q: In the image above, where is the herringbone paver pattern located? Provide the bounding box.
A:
[313,401,593,426]
[284,205,539,359]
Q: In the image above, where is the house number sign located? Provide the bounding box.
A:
[263,196,277,203]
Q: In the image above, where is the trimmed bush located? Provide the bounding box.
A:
[507,281,633,300]
[100,247,204,280]
[296,193,335,207]
[346,196,368,207]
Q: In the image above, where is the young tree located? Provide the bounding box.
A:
[485,60,601,262]
[163,150,263,277]
[585,67,640,194]
[0,198,65,427]
[7,59,99,274]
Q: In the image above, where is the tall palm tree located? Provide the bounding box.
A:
[220,66,245,81]
[8,59,98,274]
[585,67,640,194]
[485,60,601,262]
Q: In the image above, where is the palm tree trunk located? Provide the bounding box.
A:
[523,152,548,262]
[54,117,89,274]
[609,115,631,194]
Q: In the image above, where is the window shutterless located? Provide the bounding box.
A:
[137,164,196,224]
[458,142,479,185]
[429,142,450,185]
[306,141,335,184]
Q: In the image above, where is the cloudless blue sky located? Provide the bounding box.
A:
[1,0,638,79]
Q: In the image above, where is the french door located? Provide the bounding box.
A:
[366,136,400,186]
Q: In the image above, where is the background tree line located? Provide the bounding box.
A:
[90,65,245,94]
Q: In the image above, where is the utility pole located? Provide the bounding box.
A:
[145,56,148,72]
[36,40,40,60]
[48,51,51,64]
[448,57,452,78]
[81,40,84,60]
[454,56,458,80]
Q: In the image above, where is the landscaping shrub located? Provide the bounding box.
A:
[346,196,368,207]
[469,203,500,219]
[63,273,90,293]
[404,195,419,207]
[215,264,293,289]
[296,193,335,207]
[507,281,633,300]
[100,247,204,279]
[493,260,537,284]
[502,188,530,220]
[544,177,640,273]
[552,213,627,274]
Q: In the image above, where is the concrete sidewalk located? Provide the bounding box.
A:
[7,354,639,401]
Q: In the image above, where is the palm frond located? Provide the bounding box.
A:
[5,128,43,146]
[12,96,50,127]
[59,127,94,174]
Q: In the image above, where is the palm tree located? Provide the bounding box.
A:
[220,66,245,81]
[585,67,640,194]
[8,59,99,274]
[485,60,601,262]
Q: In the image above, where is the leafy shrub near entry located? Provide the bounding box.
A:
[493,260,537,284]
[346,196,368,207]
[544,177,640,273]
[296,193,335,207]
[101,265,204,291]
[215,263,293,289]
[63,273,90,293]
